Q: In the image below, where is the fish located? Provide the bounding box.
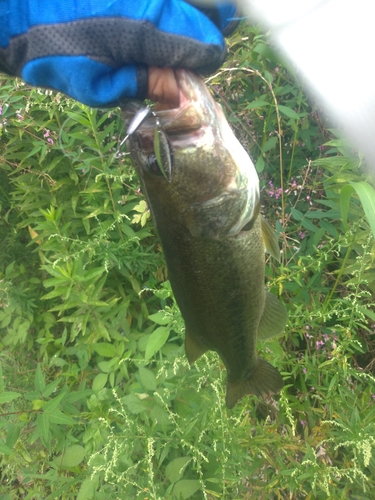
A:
[124,69,287,409]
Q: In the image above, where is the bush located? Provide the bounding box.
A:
[1,25,375,499]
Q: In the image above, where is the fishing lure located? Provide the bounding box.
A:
[121,106,174,182]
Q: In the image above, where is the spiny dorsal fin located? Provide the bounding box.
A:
[258,291,288,340]
[261,217,280,262]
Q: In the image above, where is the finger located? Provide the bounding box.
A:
[147,67,180,108]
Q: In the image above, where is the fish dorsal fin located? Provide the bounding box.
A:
[261,217,280,262]
[185,327,208,364]
[258,291,288,340]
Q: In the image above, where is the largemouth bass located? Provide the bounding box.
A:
[125,70,287,409]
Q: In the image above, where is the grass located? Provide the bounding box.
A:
[1,24,375,499]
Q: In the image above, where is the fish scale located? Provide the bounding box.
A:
[125,69,288,409]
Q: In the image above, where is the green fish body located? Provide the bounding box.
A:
[126,70,287,408]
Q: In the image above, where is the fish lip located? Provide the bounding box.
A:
[123,70,215,140]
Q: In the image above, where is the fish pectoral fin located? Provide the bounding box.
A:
[258,291,288,340]
[226,357,283,409]
[185,328,208,364]
[261,217,280,262]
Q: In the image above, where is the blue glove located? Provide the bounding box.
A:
[0,1,237,107]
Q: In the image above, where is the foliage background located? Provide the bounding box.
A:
[1,25,375,499]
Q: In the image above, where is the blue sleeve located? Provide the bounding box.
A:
[0,0,237,106]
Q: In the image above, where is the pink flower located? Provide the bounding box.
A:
[316,340,325,350]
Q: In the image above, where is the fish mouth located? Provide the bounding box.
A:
[124,69,260,238]
[124,70,215,145]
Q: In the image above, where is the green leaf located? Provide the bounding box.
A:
[66,111,91,127]
[358,306,375,322]
[138,366,157,392]
[5,423,21,449]
[37,413,50,446]
[93,343,117,357]
[43,391,66,413]
[341,181,375,239]
[0,392,21,404]
[98,359,118,373]
[77,478,98,500]
[166,457,191,483]
[173,479,201,499]
[255,155,265,173]
[75,267,105,283]
[148,311,171,325]
[291,207,317,232]
[67,389,93,403]
[122,394,148,414]
[261,136,278,153]
[92,373,108,391]
[290,207,304,221]
[301,218,318,233]
[278,105,299,120]
[0,362,4,393]
[340,184,353,231]
[0,441,13,455]
[145,327,170,361]
[246,98,270,109]
[48,409,77,425]
[42,378,62,398]
[34,363,46,393]
[319,220,338,238]
[41,286,71,301]
[54,445,86,468]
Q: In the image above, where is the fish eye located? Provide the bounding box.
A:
[145,154,164,176]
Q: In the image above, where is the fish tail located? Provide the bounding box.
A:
[225,358,283,409]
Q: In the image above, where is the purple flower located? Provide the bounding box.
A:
[299,231,307,239]
[316,340,325,350]
[0,106,2,115]
[300,420,307,427]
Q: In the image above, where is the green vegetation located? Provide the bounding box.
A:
[1,26,375,499]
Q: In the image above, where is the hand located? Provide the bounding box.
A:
[0,1,237,107]
[148,67,180,107]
